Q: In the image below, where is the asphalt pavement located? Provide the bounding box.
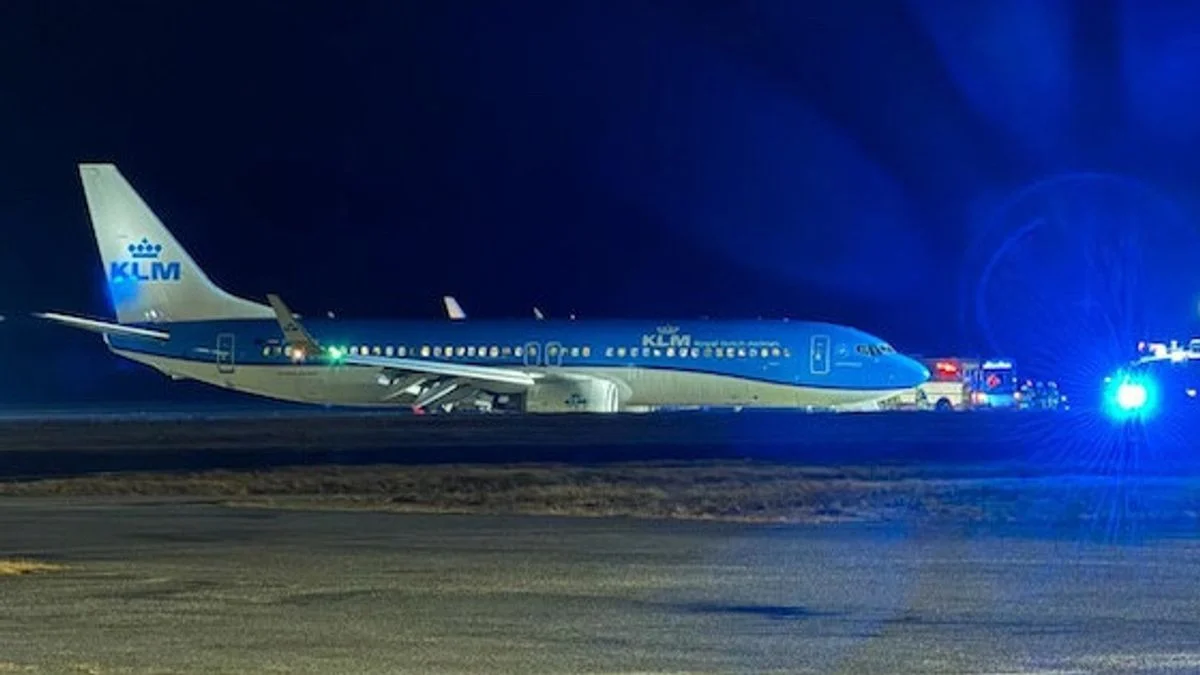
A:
[2,498,1198,673]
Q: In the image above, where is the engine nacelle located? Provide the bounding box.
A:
[525,377,621,413]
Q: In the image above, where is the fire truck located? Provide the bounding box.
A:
[885,357,1022,411]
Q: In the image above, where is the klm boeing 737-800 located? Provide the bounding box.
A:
[37,164,929,413]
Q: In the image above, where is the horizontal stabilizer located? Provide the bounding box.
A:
[33,312,170,340]
[341,353,537,387]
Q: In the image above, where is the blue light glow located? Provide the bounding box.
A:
[1103,372,1158,422]
[1120,1,1200,143]
[908,0,1072,156]
[106,274,140,310]
[1115,382,1147,410]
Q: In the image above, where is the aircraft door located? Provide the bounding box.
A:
[545,341,564,367]
[216,333,235,374]
[810,334,831,375]
[522,342,540,366]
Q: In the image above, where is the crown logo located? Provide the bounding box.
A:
[128,238,163,259]
[656,324,680,335]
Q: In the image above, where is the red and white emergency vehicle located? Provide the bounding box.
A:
[886,357,1021,411]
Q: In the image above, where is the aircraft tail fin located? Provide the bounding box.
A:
[78,163,274,324]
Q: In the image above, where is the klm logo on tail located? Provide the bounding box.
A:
[110,238,182,283]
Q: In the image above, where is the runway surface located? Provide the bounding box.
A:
[3,405,1200,478]
[1,498,1198,674]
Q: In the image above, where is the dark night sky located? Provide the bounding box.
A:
[4,0,1200,404]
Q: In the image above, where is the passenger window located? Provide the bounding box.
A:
[360,345,369,356]
[467,346,476,357]
[384,346,393,357]
[690,347,700,358]
[737,348,747,358]
[582,346,591,357]
[617,347,627,357]
[489,346,500,357]
[420,345,430,357]
[630,348,639,357]
[515,346,525,357]
[772,347,781,357]
[456,346,466,357]
[398,346,407,357]
[570,346,580,357]
[502,346,513,356]
[372,346,382,356]
[704,347,713,358]
[749,348,758,357]
[666,347,675,357]
[262,346,271,357]
[349,346,359,355]
[653,349,662,357]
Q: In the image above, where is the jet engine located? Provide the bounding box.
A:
[525,377,622,413]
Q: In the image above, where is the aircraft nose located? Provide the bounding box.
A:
[906,356,931,386]
[893,354,930,388]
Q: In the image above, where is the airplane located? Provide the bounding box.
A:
[36,163,930,414]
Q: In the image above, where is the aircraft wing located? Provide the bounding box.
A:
[265,291,537,391]
[339,353,539,387]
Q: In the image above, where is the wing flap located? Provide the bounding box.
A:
[341,353,538,387]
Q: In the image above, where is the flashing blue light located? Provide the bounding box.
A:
[1115,382,1147,410]
[1102,372,1158,422]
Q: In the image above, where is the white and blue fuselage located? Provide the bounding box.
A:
[104,317,929,411]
